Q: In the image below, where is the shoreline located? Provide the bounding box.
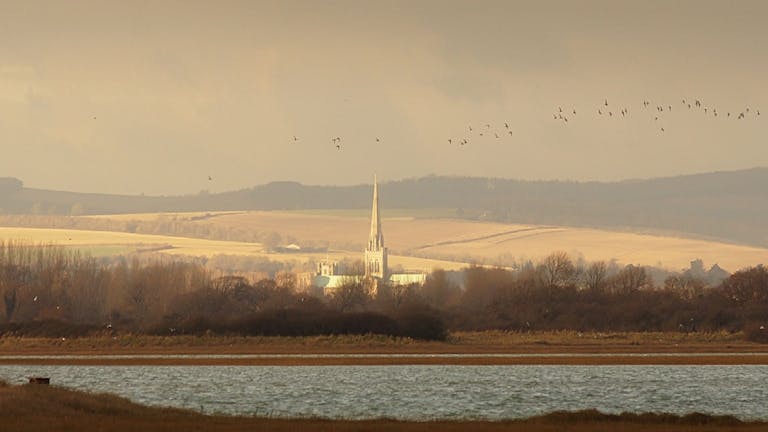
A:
[1,381,766,432]
[2,332,768,365]
[3,353,768,366]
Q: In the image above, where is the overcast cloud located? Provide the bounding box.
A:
[0,0,766,195]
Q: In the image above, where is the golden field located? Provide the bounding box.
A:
[80,210,768,271]
[0,226,468,272]
[1,209,767,272]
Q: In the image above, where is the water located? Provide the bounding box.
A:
[1,364,765,420]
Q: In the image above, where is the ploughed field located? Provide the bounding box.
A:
[3,209,767,271]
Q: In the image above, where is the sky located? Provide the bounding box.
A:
[0,0,766,195]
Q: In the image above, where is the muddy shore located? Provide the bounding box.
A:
[2,331,767,365]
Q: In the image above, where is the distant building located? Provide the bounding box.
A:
[314,175,426,295]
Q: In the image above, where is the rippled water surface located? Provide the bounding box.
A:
[1,365,766,420]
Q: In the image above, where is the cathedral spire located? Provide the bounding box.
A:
[365,174,387,280]
[369,175,383,249]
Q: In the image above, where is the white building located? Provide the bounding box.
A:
[314,175,426,295]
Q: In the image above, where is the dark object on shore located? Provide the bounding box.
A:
[28,377,50,385]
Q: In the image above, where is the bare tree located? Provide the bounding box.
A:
[330,279,368,312]
[608,264,650,294]
[2,286,16,322]
[583,261,608,292]
[537,251,576,288]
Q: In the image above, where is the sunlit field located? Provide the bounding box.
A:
[77,211,768,272]
[5,208,768,271]
[0,227,468,271]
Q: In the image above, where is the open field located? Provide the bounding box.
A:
[4,209,768,272]
[0,226,468,271]
[0,381,765,432]
[89,210,768,271]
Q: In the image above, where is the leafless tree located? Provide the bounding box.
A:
[608,264,650,294]
[583,261,608,292]
[330,279,369,312]
[537,251,576,288]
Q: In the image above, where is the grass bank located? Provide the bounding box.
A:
[2,331,768,365]
[1,380,764,432]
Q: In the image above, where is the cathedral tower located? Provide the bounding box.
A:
[364,175,388,279]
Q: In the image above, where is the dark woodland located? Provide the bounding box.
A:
[1,242,767,342]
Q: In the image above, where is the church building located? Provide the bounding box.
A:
[312,175,426,295]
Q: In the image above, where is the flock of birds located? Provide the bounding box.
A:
[447,122,515,147]
[277,97,761,154]
[552,97,761,133]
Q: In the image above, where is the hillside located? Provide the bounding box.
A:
[1,167,767,247]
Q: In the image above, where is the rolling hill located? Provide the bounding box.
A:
[1,167,767,248]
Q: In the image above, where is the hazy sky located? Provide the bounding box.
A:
[1,0,766,195]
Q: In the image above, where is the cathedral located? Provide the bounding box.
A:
[312,175,426,295]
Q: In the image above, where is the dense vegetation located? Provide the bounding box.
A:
[1,242,767,342]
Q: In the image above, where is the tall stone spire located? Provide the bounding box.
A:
[365,174,387,280]
[369,174,384,250]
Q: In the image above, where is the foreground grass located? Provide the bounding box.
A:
[1,380,765,432]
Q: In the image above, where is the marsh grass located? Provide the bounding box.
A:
[0,381,765,432]
[1,331,762,359]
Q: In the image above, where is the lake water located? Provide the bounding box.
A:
[1,364,766,420]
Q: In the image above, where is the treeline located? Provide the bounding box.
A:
[1,241,768,342]
[423,255,768,342]
[0,242,445,340]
